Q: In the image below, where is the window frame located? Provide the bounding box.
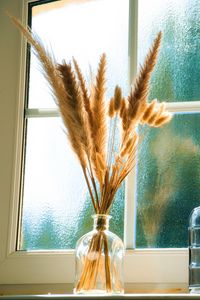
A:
[0,0,191,288]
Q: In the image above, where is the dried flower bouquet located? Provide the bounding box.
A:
[11,15,172,293]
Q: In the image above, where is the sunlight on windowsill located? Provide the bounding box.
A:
[0,283,190,299]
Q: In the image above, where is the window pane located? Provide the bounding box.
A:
[136,113,200,248]
[21,0,128,250]
[138,0,200,102]
[28,0,129,108]
[20,118,124,250]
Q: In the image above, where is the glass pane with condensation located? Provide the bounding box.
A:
[138,0,200,102]
[28,0,129,108]
[136,113,200,248]
[20,118,124,250]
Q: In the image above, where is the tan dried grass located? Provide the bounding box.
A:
[10,15,173,292]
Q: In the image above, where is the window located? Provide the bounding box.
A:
[2,0,200,289]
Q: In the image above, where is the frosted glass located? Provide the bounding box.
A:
[136,113,200,248]
[138,0,200,102]
[20,118,124,250]
[28,0,129,108]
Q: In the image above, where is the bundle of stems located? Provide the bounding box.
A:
[76,224,113,292]
[10,15,172,292]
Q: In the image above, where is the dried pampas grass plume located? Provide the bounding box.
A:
[120,31,163,150]
[114,85,122,112]
[91,53,107,160]
[142,99,158,122]
[108,98,115,118]
[119,98,126,118]
[73,57,94,129]
[127,31,162,123]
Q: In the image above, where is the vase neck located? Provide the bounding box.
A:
[92,214,111,231]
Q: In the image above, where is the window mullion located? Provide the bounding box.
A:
[166,101,200,113]
[128,0,138,85]
[25,108,60,118]
[124,0,138,250]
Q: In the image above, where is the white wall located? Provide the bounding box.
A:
[0,0,22,261]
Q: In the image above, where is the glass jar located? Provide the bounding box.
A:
[74,214,124,295]
[189,206,200,293]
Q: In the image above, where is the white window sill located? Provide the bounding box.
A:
[0,283,194,299]
[0,294,198,300]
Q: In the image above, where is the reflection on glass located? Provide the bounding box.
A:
[136,113,200,248]
[138,0,200,102]
[20,118,124,250]
[29,0,129,108]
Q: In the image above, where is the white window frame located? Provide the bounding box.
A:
[0,0,193,288]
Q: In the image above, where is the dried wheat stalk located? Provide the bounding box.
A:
[10,15,172,292]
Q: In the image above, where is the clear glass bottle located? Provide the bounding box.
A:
[74,214,124,295]
[189,206,200,293]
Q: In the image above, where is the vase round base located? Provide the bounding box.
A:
[73,288,124,295]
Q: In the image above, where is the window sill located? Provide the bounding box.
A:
[0,284,191,299]
[0,293,197,300]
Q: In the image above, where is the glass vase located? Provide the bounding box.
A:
[189,206,200,293]
[74,214,124,295]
